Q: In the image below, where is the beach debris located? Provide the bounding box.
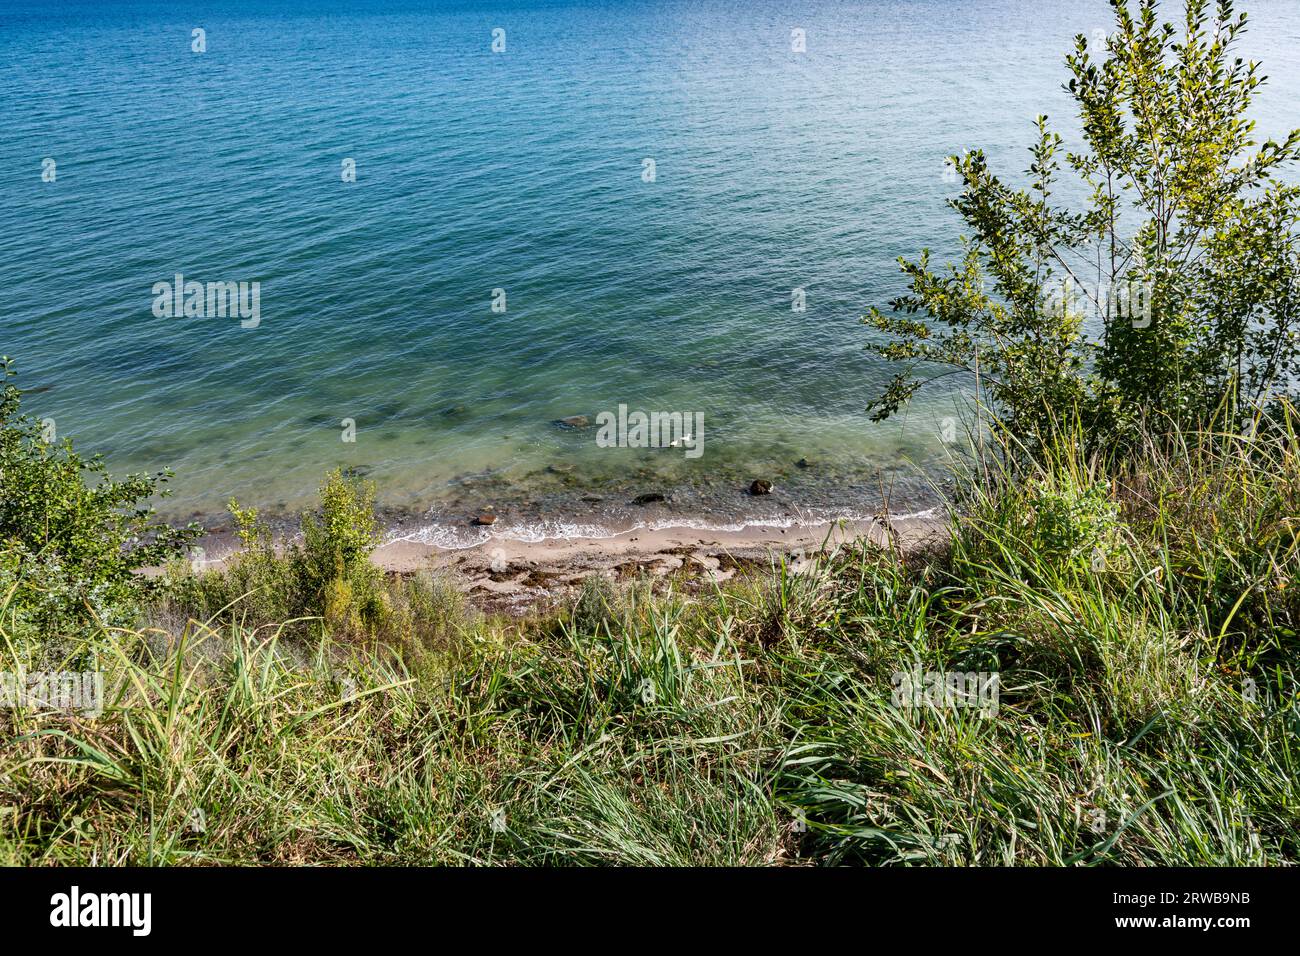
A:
[554,415,590,429]
[632,493,666,505]
[749,479,773,496]
[474,513,498,526]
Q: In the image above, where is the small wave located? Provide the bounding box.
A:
[387,524,493,550]
[385,505,942,549]
[386,518,625,549]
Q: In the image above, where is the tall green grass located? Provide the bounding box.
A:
[3,415,1298,865]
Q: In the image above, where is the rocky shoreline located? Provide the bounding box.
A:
[188,507,949,615]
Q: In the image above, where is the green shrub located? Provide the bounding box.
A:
[1015,473,1123,574]
[302,469,384,632]
[302,470,380,587]
[174,500,303,627]
[955,453,1126,584]
[172,469,386,637]
[866,0,1300,453]
[0,357,198,644]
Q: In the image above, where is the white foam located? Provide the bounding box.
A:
[488,519,624,544]
[387,524,492,550]
[385,504,941,549]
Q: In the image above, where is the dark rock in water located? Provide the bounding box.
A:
[442,405,469,416]
[749,479,773,496]
[342,465,372,479]
[547,463,575,474]
[581,495,603,503]
[633,493,666,505]
[555,415,590,429]
[474,513,497,526]
[796,458,811,469]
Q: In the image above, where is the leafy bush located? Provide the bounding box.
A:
[301,469,384,631]
[1023,476,1119,567]
[0,357,198,643]
[866,0,1300,452]
[175,469,386,637]
[969,470,1125,581]
[179,499,303,627]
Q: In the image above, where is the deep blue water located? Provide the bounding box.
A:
[3,0,1299,542]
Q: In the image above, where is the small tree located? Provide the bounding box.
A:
[0,357,200,639]
[866,0,1300,450]
[301,469,385,633]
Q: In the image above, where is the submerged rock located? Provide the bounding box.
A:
[796,458,811,469]
[749,479,773,496]
[555,415,590,429]
[633,493,666,505]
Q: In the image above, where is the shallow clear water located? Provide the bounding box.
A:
[4,0,1299,543]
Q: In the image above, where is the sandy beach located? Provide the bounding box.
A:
[189,510,949,614]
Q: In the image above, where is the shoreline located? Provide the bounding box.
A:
[190,508,950,614]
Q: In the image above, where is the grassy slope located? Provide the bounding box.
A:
[2,425,1298,866]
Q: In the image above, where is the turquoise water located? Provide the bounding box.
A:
[4,0,1300,543]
